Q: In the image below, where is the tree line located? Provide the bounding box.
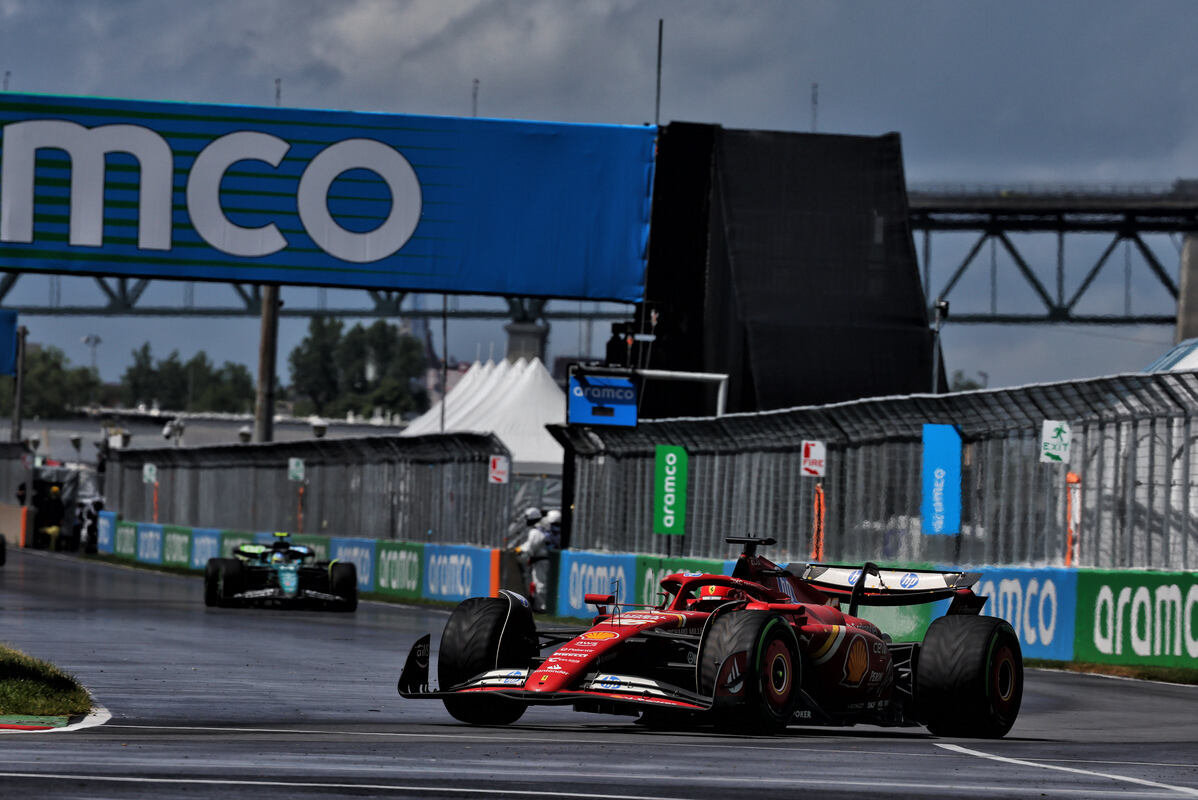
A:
[0,318,429,420]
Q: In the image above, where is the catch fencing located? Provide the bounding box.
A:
[107,433,512,545]
[554,372,1198,571]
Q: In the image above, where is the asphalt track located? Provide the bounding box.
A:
[1,548,1196,800]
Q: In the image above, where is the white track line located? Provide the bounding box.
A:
[937,744,1198,797]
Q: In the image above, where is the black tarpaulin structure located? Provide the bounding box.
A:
[638,122,940,416]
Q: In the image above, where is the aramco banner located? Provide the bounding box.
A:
[921,424,962,535]
[653,445,688,535]
[0,93,655,301]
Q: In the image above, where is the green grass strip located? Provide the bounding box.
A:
[0,644,92,716]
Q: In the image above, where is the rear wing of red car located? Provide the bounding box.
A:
[799,562,985,616]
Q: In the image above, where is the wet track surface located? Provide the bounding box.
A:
[1,548,1196,799]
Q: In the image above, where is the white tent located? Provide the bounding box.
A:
[402,358,565,474]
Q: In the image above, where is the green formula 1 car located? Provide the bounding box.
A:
[204,532,358,612]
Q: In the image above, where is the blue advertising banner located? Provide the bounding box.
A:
[135,522,164,565]
[973,567,1077,661]
[0,93,655,302]
[567,376,638,427]
[329,537,377,592]
[423,544,494,603]
[190,528,222,570]
[921,424,962,535]
[96,510,116,554]
[0,309,16,376]
[556,550,638,618]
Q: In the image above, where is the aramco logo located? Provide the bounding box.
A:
[0,120,422,263]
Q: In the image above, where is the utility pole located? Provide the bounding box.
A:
[10,326,26,442]
[655,19,663,126]
[811,82,818,133]
[254,78,284,442]
[254,286,280,442]
[930,299,949,393]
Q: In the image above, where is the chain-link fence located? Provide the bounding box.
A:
[553,372,1198,571]
[108,433,513,546]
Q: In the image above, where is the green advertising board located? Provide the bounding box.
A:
[653,445,688,535]
[114,522,138,559]
[162,526,192,568]
[375,541,424,600]
[1075,570,1198,669]
[635,556,724,606]
[220,531,255,557]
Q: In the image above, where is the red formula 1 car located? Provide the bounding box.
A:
[398,537,1023,737]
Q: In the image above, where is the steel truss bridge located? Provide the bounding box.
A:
[3,183,1197,328]
[908,182,1198,324]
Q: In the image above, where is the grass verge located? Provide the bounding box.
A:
[0,644,92,716]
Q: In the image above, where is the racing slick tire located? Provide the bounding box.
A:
[438,595,537,726]
[0,534,6,566]
[916,614,1023,738]
[213,558,245,607]
[699,610,801,732]
[330,562,359,612]
[203,558,222,606]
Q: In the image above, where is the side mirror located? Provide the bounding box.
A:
[585,593,615,614]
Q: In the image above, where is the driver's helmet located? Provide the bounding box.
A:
[690,584,742,611]
[270,550,286,563]
[523,507,543,525]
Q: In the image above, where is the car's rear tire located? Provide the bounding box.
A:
[0,534,7,566]
[330,562,358,612]
[438,595,537,725]
[699,610,801,732]
[215,558,244,607]
[916,614,1023,738]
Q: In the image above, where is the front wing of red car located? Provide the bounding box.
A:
[397,634,713,712]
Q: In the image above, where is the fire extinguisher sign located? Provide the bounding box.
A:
[801,441,826,477]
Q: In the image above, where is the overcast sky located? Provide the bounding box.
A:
[1,0,1195,393]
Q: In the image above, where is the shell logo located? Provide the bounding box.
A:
[581,630,619,641]
[842,636,870,687]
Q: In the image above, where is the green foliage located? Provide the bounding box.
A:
[949,369,985,392]
[0,345,103,418]
[120,344,255,413]
[0,644,91,716]
[288,316,343,415]
[288,317,428,419]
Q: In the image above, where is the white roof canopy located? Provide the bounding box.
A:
[402,358,565,474]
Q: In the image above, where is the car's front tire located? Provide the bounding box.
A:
[699,610,801,732]
[214,558,244,607]
[438,595,537,725]
[203,558,221,606]
[916,614,1023,738]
